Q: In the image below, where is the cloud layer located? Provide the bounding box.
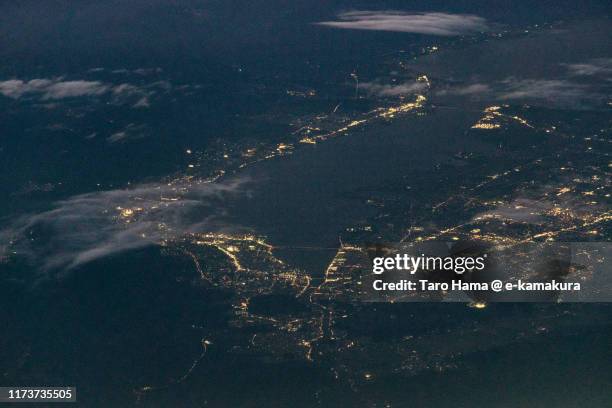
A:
[498,78,590,102]
[316,11,488,36]
[1,177,250,271]
[564,58,612,77]
[437,66,610,110]
[0,79,108,100]
[497,77,608,109]
[0,76,174,109]
[359,81,428,96]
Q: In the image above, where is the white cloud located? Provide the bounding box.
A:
[359,81,428,96]
[107,131,128,143]
[0,78,108,99]
[316,11,488,36]
[0,77,165,106]
[106,123,146,143]
[499,78,587,100]
[0,79,50,98]
[496,78,606,109]
[133,96,151,108]
[564,58,612,77]
[1,177,251,271]
[436,76,606,109]
[447,83,491,95]
[43,80,109,99]
[435,83,492,97]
